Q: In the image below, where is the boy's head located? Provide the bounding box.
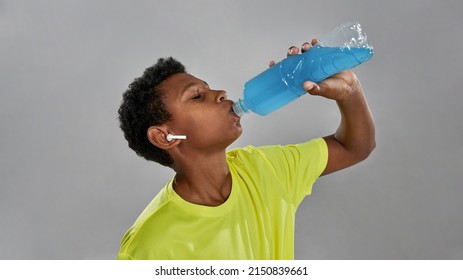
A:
[118,57,242,167]
[118,57,185,166]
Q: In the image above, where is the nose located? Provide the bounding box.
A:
[215,90,227,103]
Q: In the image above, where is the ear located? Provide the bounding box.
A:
[147,126,180,149]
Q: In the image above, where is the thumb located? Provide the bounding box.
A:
[302,81,321,95]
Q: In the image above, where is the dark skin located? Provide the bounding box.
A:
[148,39,376,206]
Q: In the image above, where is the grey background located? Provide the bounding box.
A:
[1,0,462,259]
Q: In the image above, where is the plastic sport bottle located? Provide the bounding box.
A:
[232,22,374,116]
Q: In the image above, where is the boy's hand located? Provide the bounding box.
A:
[269,39,362,103]
[303,69,361,103]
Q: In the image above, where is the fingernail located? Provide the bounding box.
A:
[301,42,311,53]
[287,46,297,56]
[304,82,315,91]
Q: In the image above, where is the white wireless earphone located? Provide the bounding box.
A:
[166,134,187,142]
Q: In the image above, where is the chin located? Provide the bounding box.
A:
[224,128,242,147]
[233,125,243,138]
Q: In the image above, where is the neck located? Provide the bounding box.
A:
[171,151,231,206]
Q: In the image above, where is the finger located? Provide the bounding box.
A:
[301,42,312,53]
[287,46,299,57]
[269,60,276,67]
[303,81,320,95]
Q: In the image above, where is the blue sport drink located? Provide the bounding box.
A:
[232,22,374,116]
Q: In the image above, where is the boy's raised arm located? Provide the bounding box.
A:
[303,70,376,176]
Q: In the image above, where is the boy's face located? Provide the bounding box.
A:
[158,72,242,150]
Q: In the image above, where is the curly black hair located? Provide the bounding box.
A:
[118,57,186,166]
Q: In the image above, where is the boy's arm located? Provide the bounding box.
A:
[303,70,376,176]
[274,41,375,176]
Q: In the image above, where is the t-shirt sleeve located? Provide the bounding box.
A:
[117,252,135,260]
[256,138,328,206]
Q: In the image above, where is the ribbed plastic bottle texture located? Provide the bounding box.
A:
[232,22,374,117]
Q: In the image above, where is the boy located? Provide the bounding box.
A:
[117,40,375,259]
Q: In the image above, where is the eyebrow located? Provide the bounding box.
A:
[181,80,209,95]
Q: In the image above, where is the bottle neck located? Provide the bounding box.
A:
[232,99,249,117]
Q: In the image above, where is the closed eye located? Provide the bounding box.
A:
[191,89,202,99]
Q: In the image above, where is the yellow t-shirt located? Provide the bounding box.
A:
[117,138,328,260]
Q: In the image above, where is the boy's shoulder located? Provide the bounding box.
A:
[226,138,326,163]
[118,185,172,252]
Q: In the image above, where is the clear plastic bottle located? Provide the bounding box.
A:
[232,22,374,116]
